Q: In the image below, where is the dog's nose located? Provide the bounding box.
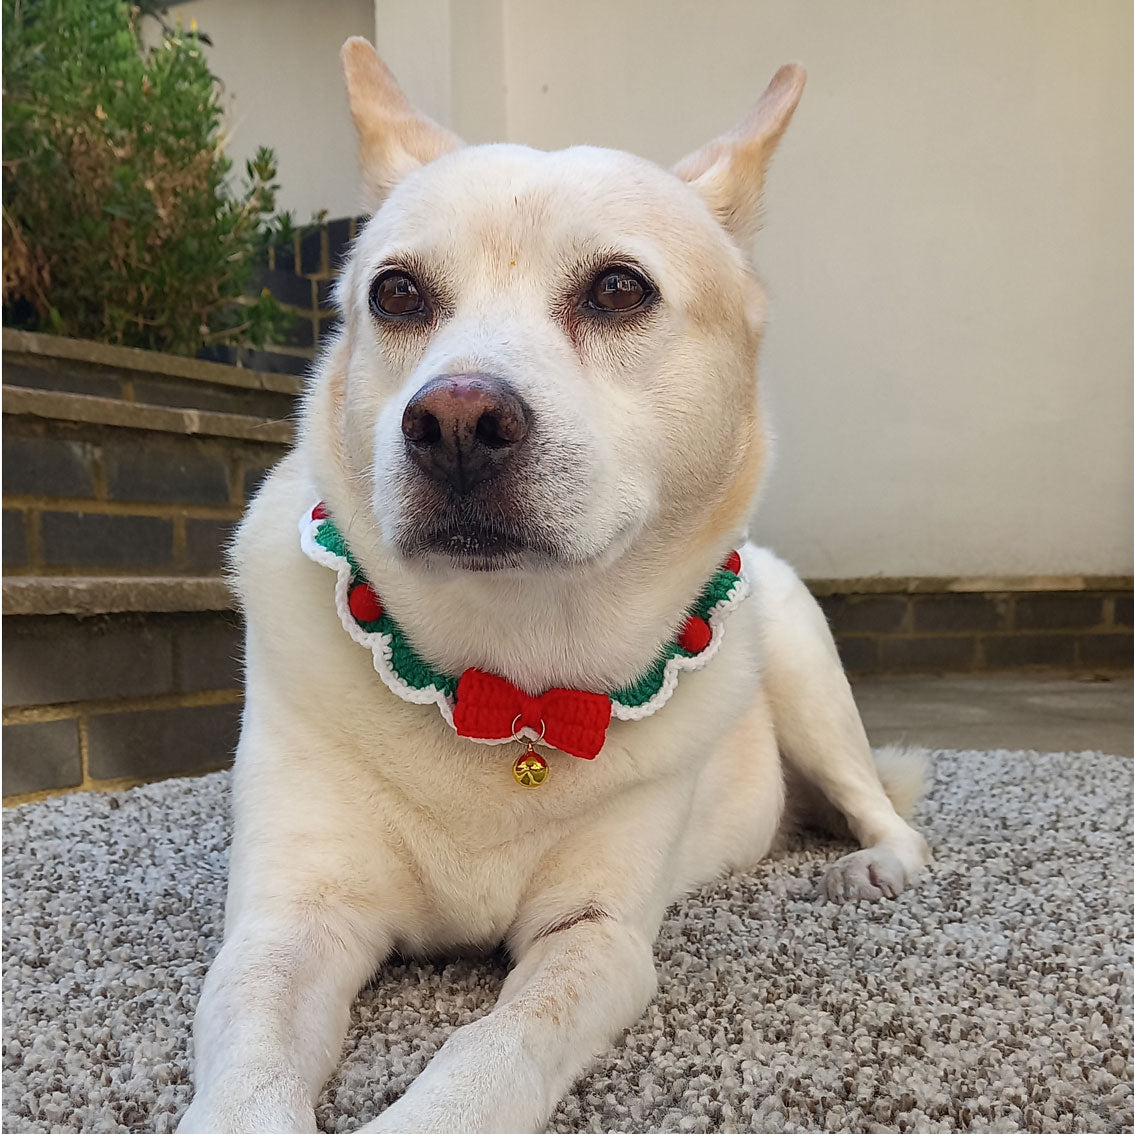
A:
[401,374,531,493]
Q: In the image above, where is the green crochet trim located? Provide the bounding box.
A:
[610,567,741,707]
[315,518,457,697]
[691,569,740,621]
[611,643,682,707]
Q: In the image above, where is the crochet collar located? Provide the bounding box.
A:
[300,502,750,782]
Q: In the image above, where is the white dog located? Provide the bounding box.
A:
[178,38,930,1133]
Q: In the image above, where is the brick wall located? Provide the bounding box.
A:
[201,215,365,375]
[2,611,242,797]
[819,589,1134,674]
[3,332,295,803]
[3,417,288,577]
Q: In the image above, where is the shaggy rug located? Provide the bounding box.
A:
[3,749,1131,1133]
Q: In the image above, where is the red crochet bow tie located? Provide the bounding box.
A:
[452,669,613,760]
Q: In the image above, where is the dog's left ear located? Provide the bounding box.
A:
[674,64,806,246]
[341,37,464,209]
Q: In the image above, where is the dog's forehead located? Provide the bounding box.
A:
[360,143,719,266]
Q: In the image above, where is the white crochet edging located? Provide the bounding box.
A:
[609,553,751,721]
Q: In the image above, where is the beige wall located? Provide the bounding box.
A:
[173,2,1134,579]
[154,0,374,221]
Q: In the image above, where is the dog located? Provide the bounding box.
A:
[176,37,931,1133]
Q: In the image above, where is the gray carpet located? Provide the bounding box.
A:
[4,750,1132,1133]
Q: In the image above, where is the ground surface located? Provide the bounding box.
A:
[3,747,1132,1133]
[854,673,1134,759]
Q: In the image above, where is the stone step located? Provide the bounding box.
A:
[3,575,233,617]
[3,328,303,418]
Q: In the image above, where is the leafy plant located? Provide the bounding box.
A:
[2,0,288,355]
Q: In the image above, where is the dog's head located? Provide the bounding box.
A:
[318,39,803,584]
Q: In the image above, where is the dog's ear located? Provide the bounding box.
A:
[673,64,806,246]
[341,37,464,209]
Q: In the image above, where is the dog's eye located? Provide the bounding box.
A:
[586,268,654,313]
[370,270,426,319]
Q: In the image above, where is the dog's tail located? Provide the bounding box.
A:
[871,744,931,822]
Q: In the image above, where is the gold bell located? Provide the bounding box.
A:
[512,743,549,788]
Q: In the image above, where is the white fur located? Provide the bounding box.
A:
[177,42,930,1134]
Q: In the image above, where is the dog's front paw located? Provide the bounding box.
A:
[355,1018,540,1134]
[819,846,909,902]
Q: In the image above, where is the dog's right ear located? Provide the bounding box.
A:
[673,64,806,246]
[341,37,464,209]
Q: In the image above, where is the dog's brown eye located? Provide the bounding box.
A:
[587,268,653,313]
[371,270,426,318]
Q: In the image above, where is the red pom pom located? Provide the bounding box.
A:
[312,502,329,520]
[348,582,383,623]
[679,615,711,654]
[722,550,741,575]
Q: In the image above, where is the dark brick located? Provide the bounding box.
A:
[3,361,123,399]
[1,719,82,795]
[299,226,326,275]
[242,456,281,502]
[86,701,241,780]
[315,276,339,308]
[177,614,243,692]
[326,216,353,267]
[133,376,239,414]
[983,634,1075,668]
[251,265,314,309]
[270,313,315,349]
[134,377,292,421]
[104,439,231,506]
[316,314,340,344]
[3,615,174,707]
[185,518,234,573]
[4,509,27,566]
[1115,596,1134,628]
[196,344,240,368]
[822,596,908,635]
[913,594,1007,633]
[132,376,264,417]
[1077,634,1134,668]
[833,635,880,673]
[2,433,96,498]
[879,636,976,672]
[239,349,311,377]
[41,511,173,568]
[271,236,298,274]
[1014,593,1105,631]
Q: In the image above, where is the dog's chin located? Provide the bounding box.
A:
[395,524,571,574]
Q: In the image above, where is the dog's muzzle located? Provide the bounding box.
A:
[401,372,531,495]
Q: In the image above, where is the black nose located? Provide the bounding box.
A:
[401,373,531,493]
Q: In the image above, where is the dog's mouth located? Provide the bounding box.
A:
[397,515,566,572]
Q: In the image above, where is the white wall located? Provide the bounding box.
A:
[155,0,374,221]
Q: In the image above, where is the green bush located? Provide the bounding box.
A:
[2,0,288,355]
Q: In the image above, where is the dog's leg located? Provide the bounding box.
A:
[357,918,656,1134]
[177,902,390,1134]
[748,547,931,901]
[177,704,399,1134]
[355,785,683,1134]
